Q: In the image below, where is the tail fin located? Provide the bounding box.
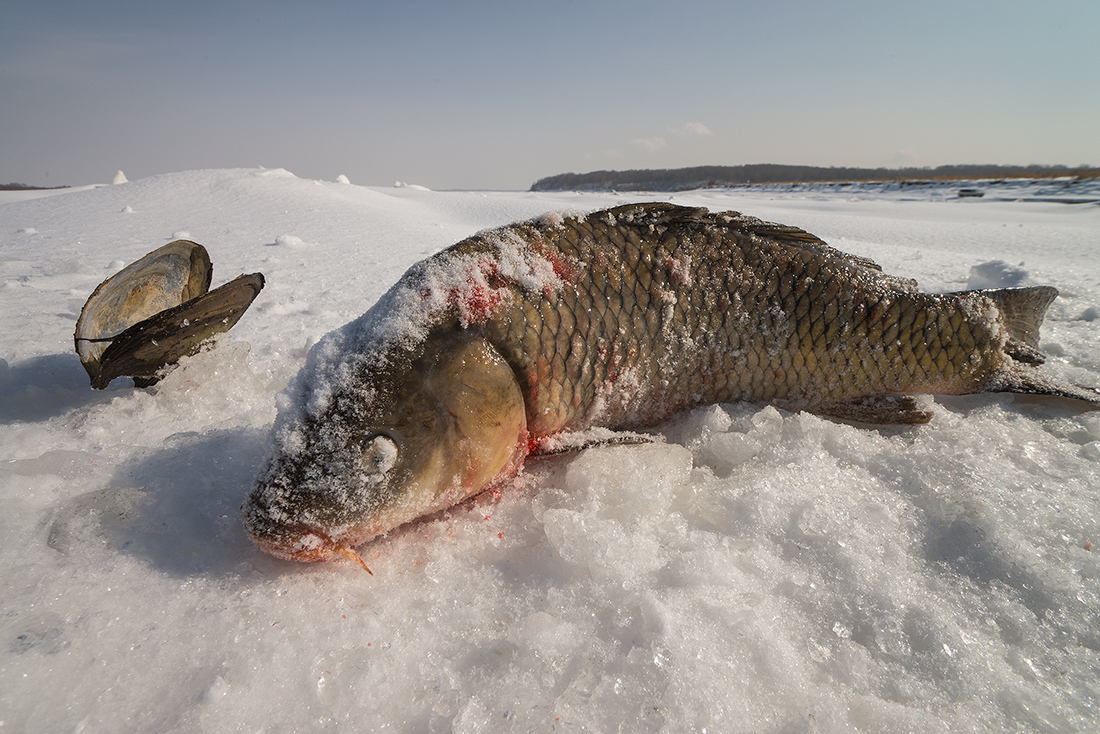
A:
[992,367,1100,406]
[977,286,1100,406]
[981,286,1058,365]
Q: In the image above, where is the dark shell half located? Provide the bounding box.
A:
[75,240,264,389]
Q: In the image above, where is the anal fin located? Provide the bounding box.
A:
[530,428,657,457]
[815,394,934,425]
[1004,340,1046,365]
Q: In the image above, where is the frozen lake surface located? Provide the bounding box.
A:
[2,169,1098,732]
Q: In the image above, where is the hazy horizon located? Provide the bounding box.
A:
[3,1,1098,190]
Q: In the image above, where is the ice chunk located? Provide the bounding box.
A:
[967,260,1030,289]
[199,675,230,703]
[698,432,762,475]
[540,443,691,580]
[561,442,692,527]
[273,234,307,248]
[542,508,662,579]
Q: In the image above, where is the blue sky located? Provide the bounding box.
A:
[2,1,1097,189]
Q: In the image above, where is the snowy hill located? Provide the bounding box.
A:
[2,168,1099,732]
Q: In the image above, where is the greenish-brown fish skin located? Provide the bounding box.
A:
[243,203,1098,566]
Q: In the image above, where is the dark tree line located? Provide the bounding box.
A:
[530,164,1099,192]
[0,183,70,191]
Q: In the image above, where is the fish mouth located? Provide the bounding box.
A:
[244,519,372,574]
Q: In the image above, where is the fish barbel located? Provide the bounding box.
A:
[243,203,1098,566]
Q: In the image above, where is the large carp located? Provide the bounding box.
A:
[243,203,1098,567]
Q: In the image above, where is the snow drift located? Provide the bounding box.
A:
[1,169,1098,733]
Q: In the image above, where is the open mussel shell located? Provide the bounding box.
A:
[89,273,265,389]
[74,240,264,389]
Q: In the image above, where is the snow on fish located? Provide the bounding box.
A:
[242,203,1099,568]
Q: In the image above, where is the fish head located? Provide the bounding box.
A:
[243,331,528,565]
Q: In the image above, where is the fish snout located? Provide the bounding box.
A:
[241,491,344,560]
[243,506,373,572]
[243,516,342,563]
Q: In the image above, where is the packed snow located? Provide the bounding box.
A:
[1,168,1099,733]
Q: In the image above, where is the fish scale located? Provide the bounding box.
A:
[481,204,986,433]
[244,202,1099,565]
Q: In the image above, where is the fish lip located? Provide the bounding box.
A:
[243,519,348,564]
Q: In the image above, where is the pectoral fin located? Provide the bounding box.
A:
[530,429,657,457]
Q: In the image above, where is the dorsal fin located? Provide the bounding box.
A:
[599,202,714,227]
[597,204,908,287]
[737,215,922,291]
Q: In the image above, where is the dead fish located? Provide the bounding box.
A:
[243,203,1098,567]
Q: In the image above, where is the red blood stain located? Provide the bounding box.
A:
[428,258,509,326]
[528,238,576,283]
[448,278,504,325]
[543,251,576,281]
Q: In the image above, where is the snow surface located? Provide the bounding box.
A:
[1,168,1099,733]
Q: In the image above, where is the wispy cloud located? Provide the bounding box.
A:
[631,136,667,152]
[627,124,710,154]
[672,122,712,137]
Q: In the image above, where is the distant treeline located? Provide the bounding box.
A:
[530,164,1100,192]
[0,183,69,191]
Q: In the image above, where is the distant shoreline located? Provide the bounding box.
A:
[530,164,1100,192]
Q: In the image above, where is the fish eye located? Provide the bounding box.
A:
[360,434,399,476]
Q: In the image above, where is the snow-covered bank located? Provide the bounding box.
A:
[2,169,1098,732]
